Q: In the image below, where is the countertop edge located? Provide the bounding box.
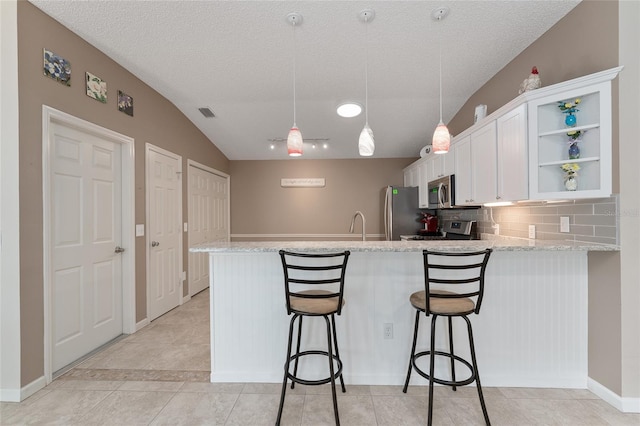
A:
[190,239,619,253]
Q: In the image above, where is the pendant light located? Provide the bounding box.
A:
[432,7,450,154]
[286,12,303,157]
[358,9,375,157]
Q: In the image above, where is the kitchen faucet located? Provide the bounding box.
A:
[349,211,366,241]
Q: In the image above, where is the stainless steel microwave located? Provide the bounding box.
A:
[428,175,456,209]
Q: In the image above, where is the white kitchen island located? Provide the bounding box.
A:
[190,237,618,389]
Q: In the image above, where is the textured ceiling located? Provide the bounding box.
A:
[30,0,580,160]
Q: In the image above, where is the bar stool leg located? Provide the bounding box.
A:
[402,310,421,393]
[464,316,491,426]
[448,317,457,391]
[277,314,299,425]
[427,314,438,426]
[324,315,340,426]
[330,314,346,393]
[290,315,304,390]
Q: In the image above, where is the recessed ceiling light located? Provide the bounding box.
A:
[337,102,362,118]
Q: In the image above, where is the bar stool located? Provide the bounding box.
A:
[276,250,350,426]
[403,249,493,426]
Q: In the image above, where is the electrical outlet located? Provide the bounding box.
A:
[383,323,393,339]
[493,224,500,235]
[560,216,570,233]
[528,225,536,239]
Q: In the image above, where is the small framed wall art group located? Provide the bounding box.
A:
[43,47,134,117]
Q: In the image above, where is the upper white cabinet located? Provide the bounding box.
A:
[453,122,497,206]
[406,66,621,205]
[418,160,430,208]
[527,67,622,199]
[496,103,529,202]
[454,135,472,205]
[403,163,419,187]
[425,152,455,182]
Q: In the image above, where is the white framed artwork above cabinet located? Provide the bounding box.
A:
[527,66,622,200]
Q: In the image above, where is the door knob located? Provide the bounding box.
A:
[114,246,125,253]
[151,241,160,247]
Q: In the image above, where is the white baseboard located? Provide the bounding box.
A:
[588,377,640,413]
[0,375,47,402]
[135,318,150,332]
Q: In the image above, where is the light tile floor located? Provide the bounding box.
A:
[2,289,638,425]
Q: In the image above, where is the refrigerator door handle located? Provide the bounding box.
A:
[384,187,390,240]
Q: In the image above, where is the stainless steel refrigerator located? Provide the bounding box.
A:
[384,186,420,240]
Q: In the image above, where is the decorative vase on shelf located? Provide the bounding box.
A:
[564,174,578,191]
[565,113,577,127]
[568,142,580,159]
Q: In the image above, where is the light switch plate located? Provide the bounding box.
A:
[528,225,536,239]
[183,222,188,232]
[560,216,570,233]
[135,224,145,237]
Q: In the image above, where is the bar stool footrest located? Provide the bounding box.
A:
[412,350,476,387]
[286,350,344,386]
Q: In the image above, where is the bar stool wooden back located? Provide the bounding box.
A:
[402,248,493,425]
[276,250,351,426]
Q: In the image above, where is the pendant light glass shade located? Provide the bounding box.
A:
[432,8,450,154]
[286,13,303,157]
[287,126,303,156]
[432,122,450,154]
[359,124,375,156]
[359,9,375,157]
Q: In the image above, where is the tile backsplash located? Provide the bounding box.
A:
[438,196,619,245]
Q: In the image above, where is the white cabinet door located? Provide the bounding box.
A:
[453,135,472,205]
[471,122,498,204]
[403,164,419,187]
[427,155,442,181]
[418,160,430,208]
[443,150,455,177]
[497,104,529,202]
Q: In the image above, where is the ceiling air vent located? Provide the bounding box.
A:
[198,107,215,118]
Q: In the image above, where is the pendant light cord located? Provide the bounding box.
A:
[438,17,443,124]
[292,20,297,126]
[364,15,369,125]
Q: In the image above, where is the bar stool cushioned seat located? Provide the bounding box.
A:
[276,250,350,426]
[403,249,493,426]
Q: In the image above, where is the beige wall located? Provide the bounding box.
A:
[17,1,229,385]
[588,252,622,394]
[229,159,413,239]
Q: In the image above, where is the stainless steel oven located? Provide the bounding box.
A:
[400,220,477,241]
[428,175,455,209]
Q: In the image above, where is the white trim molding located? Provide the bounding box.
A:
[588,378,640,413]
[0,0,22,403]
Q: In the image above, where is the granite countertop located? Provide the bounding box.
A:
[190,234,619,253]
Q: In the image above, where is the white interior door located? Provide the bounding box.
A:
[50,122,123,372]
[188,161,229,296]
[146,145,182,321]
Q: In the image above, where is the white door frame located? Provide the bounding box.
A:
[187,159,230,297]
[42,106,136,384]
[145,143,184,316]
